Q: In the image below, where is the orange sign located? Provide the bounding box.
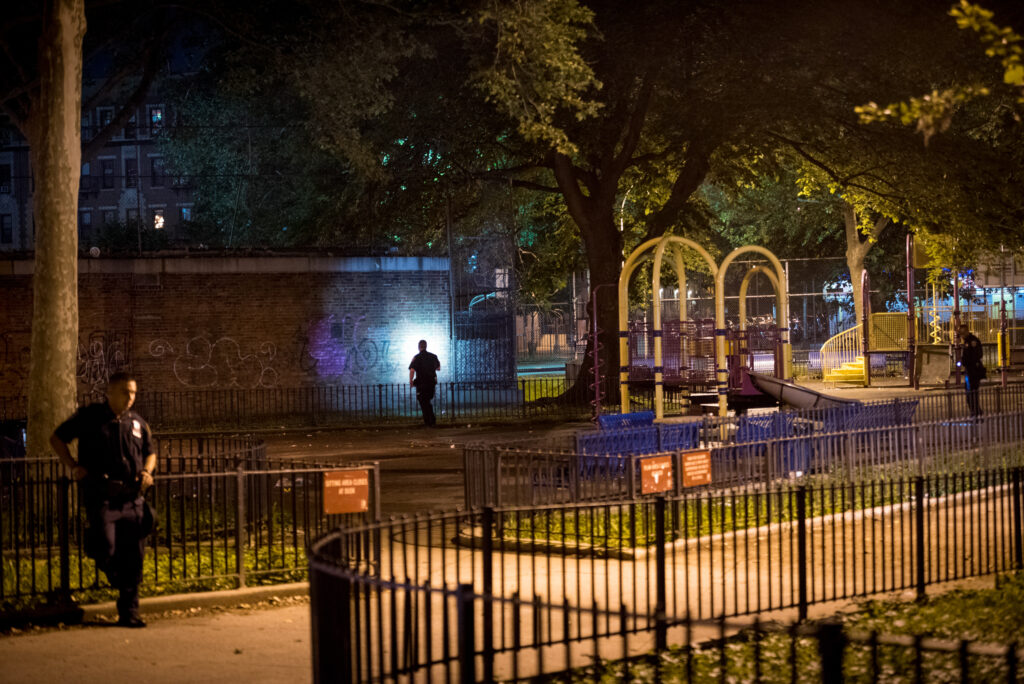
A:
[323,469,370,515]
[640,455,674,494]
[682,450,712,488]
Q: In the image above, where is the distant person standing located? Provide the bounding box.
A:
[409,340,441,427]
[957,324,986,418]
[50,372,157,628]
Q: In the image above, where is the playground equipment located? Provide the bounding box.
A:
[618,235,792,419]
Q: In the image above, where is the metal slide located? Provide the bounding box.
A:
[747,371,861,410]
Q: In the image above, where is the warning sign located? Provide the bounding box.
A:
[682,450,712,488]
[323,469,370,515]
[640,455,674,494]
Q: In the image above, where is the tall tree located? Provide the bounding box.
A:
[1,1,86,459]
[1,2,193,457]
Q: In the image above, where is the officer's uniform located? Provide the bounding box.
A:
[54,402,155,622]
[409,350,441,426]
[961,331,986,416]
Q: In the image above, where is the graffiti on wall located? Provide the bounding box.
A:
[296,314,391,380]
[149,336,279,388]
[77,330,131,393]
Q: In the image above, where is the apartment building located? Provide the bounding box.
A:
[0,94,193,253]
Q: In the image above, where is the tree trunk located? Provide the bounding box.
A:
[25,0,86,458]
[843,202,871,328]
[571,217,623,405]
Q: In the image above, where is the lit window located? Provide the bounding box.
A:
[153,209,165,230]
[78,211,92,236]
[149,107,164,136]
[180,206,193,222]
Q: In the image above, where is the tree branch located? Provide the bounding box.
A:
[644,134,718,239]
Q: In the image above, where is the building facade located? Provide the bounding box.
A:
[0,95,193,253]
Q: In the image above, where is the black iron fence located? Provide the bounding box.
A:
[1,435,380,608]
[309,466,1024,682]
[0,379,600,431]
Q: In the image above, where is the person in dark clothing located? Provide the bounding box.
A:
[958,324,986,417]
[409,340,441,427]
[50,371,157,628]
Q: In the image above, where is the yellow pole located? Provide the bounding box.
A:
[673,249,688,412]
[619,238,664,414]
[653,241,667,420]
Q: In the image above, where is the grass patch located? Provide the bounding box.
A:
[2,543,306,613]
[500,470,1006,550]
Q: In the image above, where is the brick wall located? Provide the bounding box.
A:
[0,256,452,396]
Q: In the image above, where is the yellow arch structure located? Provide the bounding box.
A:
[738,265,784,369]
[716,246,791,418]
[618,236,718,418]
[618,237,790,420]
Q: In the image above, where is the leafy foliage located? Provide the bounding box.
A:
[856,1,1023,143]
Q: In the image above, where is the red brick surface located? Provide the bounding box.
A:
[0,258,451,396]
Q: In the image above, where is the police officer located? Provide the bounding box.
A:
[957,324,986,418]
[409,339,441,427]
[50,371,157,628]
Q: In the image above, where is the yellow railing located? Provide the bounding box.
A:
[820,324,862,381]
[821,313,910,381]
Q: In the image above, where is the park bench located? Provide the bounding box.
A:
[820,399,919,433]
[596,411,655,429]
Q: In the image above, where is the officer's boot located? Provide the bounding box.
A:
[116,585,145,628]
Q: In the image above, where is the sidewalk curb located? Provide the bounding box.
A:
[82,582,310,620]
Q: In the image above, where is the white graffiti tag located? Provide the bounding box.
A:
[149,336,279,388]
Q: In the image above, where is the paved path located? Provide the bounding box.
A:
[0,603,311,684]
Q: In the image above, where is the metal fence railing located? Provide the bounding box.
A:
[0,435,380,607]
[466,385,1024,507]
[309,466,1024,682]
[1,379,600,431]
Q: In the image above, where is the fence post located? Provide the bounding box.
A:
[457,583,476,684]
[519,378,526,420]
[376,385,384,419]
[481,507,495,683]
[1014,467,1024,571]
[310,553,353,684]
[915,476,926,600]
[817,620,846,683]
[655,496,667,652]
[797,485,808,622]
[57,476,72,602]
[236,465,247,589]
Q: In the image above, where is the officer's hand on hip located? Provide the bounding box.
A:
[139,471,153,492]
[71,465,88,481]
